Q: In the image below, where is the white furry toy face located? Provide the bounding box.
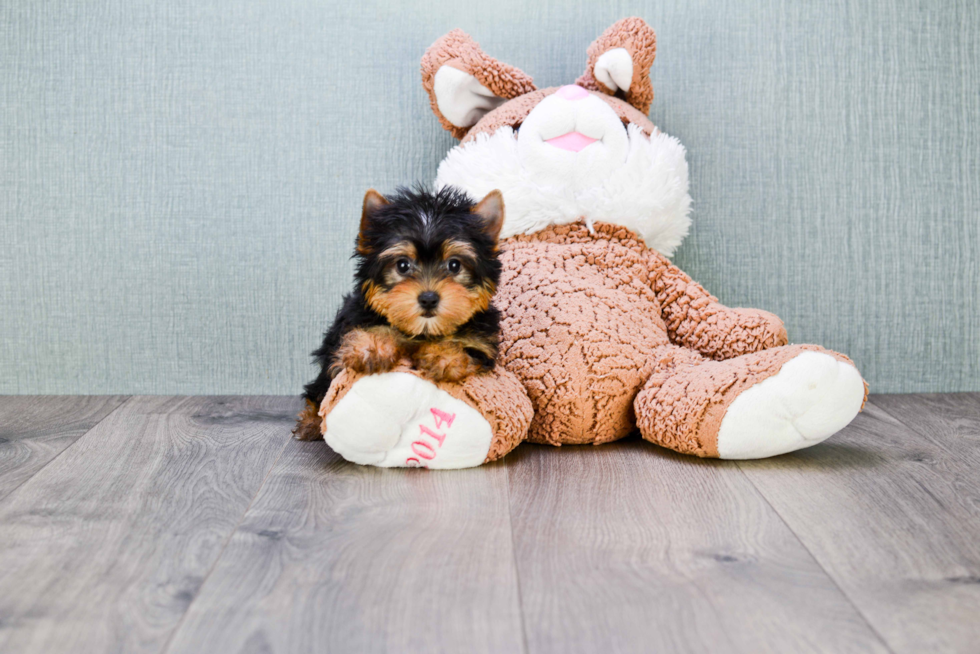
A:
[435,86,693,257]
[515,85,632,188]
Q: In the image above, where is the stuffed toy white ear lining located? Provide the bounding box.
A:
[433,66,506,128]
[594,48,633,93]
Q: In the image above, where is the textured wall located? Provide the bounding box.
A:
[1,0,977,394]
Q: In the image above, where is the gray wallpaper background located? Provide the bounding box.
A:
[1,0,977,394]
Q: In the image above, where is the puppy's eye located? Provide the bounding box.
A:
[396,258,412,275]
[447,258,461,275]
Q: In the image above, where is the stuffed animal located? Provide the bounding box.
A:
[318,17,867,468]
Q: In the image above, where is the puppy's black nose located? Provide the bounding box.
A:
[418,291,440,311]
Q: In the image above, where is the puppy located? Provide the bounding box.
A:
[294,186,505,441]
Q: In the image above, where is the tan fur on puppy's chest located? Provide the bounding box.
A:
[495,222,673,445]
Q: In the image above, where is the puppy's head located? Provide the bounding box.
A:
[355,186,503,337]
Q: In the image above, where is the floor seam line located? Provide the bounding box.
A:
[0,395,133,506]
[870,395,980,457]
[159,416,294,654]
[505,463,532,654]
[732,462,898,654]
[868,396,934,440]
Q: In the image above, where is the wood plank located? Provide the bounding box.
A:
[0,395,128,502]
[872,393,980,445]
[0,395,297,654]
[165,439,525,654]
[507,441,888,654]
[737,397,980,653]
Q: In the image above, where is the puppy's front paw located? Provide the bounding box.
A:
[412,341,481,383]
[334,328,402,375]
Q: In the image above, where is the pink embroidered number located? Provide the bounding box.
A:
[418,424,446,447]
[430,407,456,430]
[405,408,457,467]
[411,440,436,460]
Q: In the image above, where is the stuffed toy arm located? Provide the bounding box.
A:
[647,249,788,360]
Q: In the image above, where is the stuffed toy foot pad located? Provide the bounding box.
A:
[716,351,865,459]
[324,372,494,469]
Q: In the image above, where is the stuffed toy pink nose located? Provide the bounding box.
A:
[556,84,589,100]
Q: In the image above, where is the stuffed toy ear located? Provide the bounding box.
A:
[422,29,537,139]
[575,17,657,115]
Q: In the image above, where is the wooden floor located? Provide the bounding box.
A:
[0,395,978,653]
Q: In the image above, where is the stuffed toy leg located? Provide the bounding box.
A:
[319,364,531,469]
[635,344,866,459]
[634,245,868,459]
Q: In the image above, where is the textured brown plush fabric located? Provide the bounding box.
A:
[646,248,789,359]
[493,222,845,449]
[575,17,658,115]
[460,88,656,143]
[319,364,533,463]
[496,223,669,445]
[421,19,658,142]
[634,344,866,457]
[421,29,537,139]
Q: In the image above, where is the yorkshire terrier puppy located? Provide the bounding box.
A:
[294,185,505,441]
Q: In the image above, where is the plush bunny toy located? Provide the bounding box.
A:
[317,17,867,468]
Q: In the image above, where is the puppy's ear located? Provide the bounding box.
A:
[471,190,505,243]
[422,29,536,139]
[358,189,389,254]
[575,17,657,115]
